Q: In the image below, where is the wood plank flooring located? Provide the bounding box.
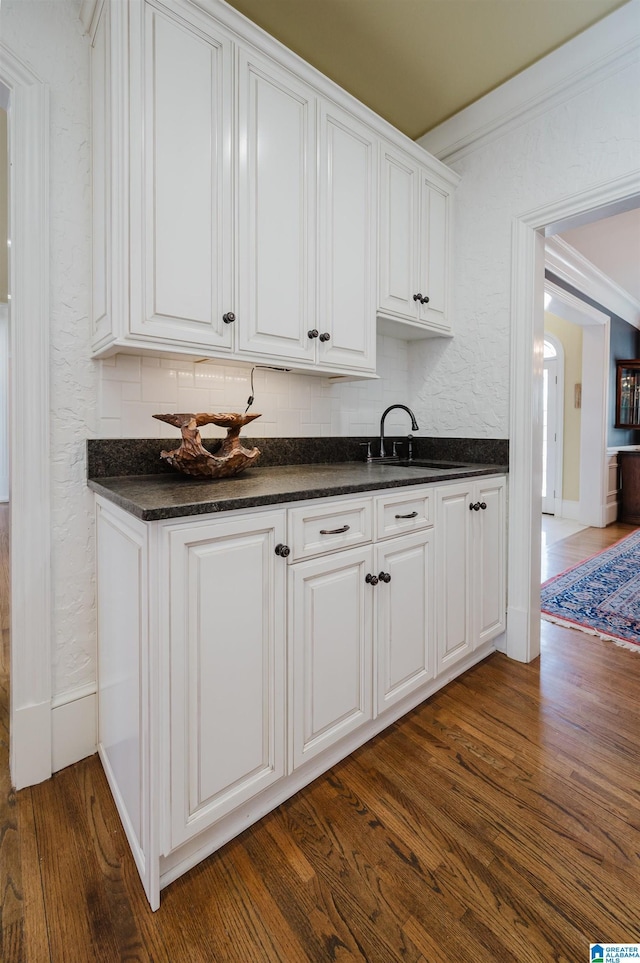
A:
[2,510,640,961]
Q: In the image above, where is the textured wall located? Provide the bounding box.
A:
[1,0,97,701]
[412,56,640,438]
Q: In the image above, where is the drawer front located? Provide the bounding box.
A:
[289,498,373,560]
[375,488,433,540]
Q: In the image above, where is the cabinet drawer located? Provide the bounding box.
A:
[375,488,433,540]
[289,498,372,560]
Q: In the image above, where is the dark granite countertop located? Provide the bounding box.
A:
[88,460,508,521]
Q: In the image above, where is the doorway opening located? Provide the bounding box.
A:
[542,336,561,516]
[508,177,640,665]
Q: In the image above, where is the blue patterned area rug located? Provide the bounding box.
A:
[541,529,640,651]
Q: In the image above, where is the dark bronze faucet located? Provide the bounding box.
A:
[379,405,419,458]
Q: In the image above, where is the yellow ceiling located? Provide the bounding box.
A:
[224,0,630,139]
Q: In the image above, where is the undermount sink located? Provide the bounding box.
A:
[376,458,472,470]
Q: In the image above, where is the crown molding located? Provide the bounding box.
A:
[79,0,105,40]
[417,0,640,165]
[544,278,609,327]
[545,235,640,329]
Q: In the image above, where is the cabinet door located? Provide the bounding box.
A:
[131,4,234,349]
[290,547,373,769]
[378,145,419,321]
[237,47,316,363]
[375,530,434,714]
[317,102,376,372]
[435,482,474,672]
[474,476,506,647]
[417,176,450,333]
[167,512,286,849]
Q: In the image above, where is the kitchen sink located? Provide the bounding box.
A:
[376,458,472,470]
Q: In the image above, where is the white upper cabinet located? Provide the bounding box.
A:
[317,102,377,372]
[378,142,456,339]
[89,0,456,372]
[237,48,317,364]
[134,4,234,350]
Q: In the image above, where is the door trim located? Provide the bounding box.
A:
[0,44,53,788]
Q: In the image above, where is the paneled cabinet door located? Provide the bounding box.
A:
[131,3,234,350]
[417,173,449,333]
[435,482,474,673]
[375,530,434,715]
[436,477,507,673]
[473,476,507,647]
[167,512,287,849]
[317,101,377,372]
[290,546,373,770]
[378,143,451,335]
[237,46,317,363]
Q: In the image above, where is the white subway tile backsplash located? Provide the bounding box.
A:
[97,335,410,438]
[101,353,141,382]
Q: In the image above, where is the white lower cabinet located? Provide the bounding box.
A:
[375,530,435,714]
[94,474,505,910]
[290,546,373,769]
[436,476,507,673]
[165,512,287,850]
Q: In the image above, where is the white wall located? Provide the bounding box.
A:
[415,21,640,439]
[0,1,97,706]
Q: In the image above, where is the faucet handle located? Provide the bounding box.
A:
[406,433,414,461]
[359,442,373,463]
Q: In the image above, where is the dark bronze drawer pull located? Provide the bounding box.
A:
[395,511,418,519]
[319,524,350,535]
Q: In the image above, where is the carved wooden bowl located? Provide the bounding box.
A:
[153,412,261,478]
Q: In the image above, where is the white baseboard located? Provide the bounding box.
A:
[606,502,619,525]
[52,689,97,773]
[11,701,52,790]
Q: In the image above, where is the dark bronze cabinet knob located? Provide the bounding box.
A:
[470,502,481,511]
[480,502,487,510]
[365,573,379,586]
[307,329,319,339]
[319,332,331,342]
[222,311,236,324]
[413,293,423,302]
[420,295,430,305]
[275,543,290,557]
[378,571,391,583]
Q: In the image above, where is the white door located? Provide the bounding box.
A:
[167,512,287,848]
[435,482,473,673]
[417,177,450,333]
[375,530,434,714]
[290,546,373,769]
[317,101,376,372]
[378,145,420,322]
[134,5,234,349]
[237,47,316,362]
[474,476,507,648]
[542,349,559,514]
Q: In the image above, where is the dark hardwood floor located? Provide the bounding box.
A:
[1,508,639,961]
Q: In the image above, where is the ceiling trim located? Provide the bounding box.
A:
[545,235,640,329]
[79,0,105,41]
[544,279,609,327]
[418,0,640,165]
